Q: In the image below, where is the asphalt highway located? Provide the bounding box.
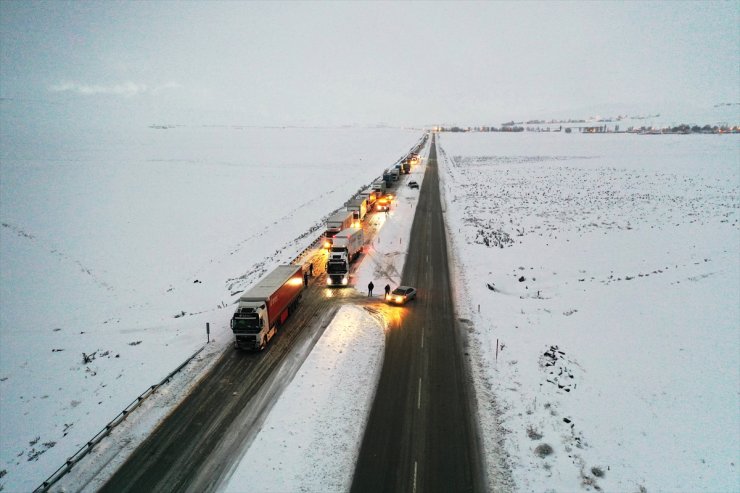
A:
[351,136,484,492]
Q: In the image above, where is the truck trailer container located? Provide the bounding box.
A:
[391,166,401,181]
[358,189,377,209]
[371,180,387,196]
[326,227,364,286]
[346,197,368,225]
[324,210,354,248]
[382,170,394,188]
[231,265,304,350]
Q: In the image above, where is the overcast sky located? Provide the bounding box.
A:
[1,1,738,128]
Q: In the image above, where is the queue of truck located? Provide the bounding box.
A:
[230,132,429,350]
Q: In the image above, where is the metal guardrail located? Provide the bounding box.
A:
[34,344,207,493]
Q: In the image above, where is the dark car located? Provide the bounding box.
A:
[386,286,417,304]
[408,181,419,189]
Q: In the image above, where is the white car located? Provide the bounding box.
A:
[386,286,417,304]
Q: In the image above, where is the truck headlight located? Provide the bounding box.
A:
[326,277,332,285]
[341,277,348,285]
[395,296,403,303]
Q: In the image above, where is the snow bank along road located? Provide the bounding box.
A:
[352,136,484,492]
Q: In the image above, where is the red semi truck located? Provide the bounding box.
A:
[231,265,304,350]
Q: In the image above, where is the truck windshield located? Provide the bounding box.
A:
[232,315,261,333]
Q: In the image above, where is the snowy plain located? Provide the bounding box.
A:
[0,124,422,491]
[437,132,739,492]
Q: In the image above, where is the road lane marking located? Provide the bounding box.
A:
[417,378,422,409]
[413,460,418,493]
[421,326,424,348]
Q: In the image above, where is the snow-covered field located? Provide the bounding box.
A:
[437,132,739,492]
[0,124,421,491]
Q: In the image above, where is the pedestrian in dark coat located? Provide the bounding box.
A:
[309,263,314,277]
[368,281,374,296]
[384,284,391,298]
[304,271,309,286]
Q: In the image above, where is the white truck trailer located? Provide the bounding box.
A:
[324,210,354,248]
[371,180,387,196]
[358,189,377,210]
[231,265,304,350]
[326,227,364,286]
[346,197,368,226]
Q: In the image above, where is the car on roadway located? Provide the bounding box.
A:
[408,181,419,189]
[386,286,417,305]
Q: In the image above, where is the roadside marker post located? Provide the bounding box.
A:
[206,323,210,344]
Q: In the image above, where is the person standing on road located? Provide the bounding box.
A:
[309,263,314,277]
[368,281,374,297]
[384,284,391,298]
[304,271,309,286]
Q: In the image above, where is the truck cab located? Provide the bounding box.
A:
[326,250,350,286]
[231,302,269,349]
